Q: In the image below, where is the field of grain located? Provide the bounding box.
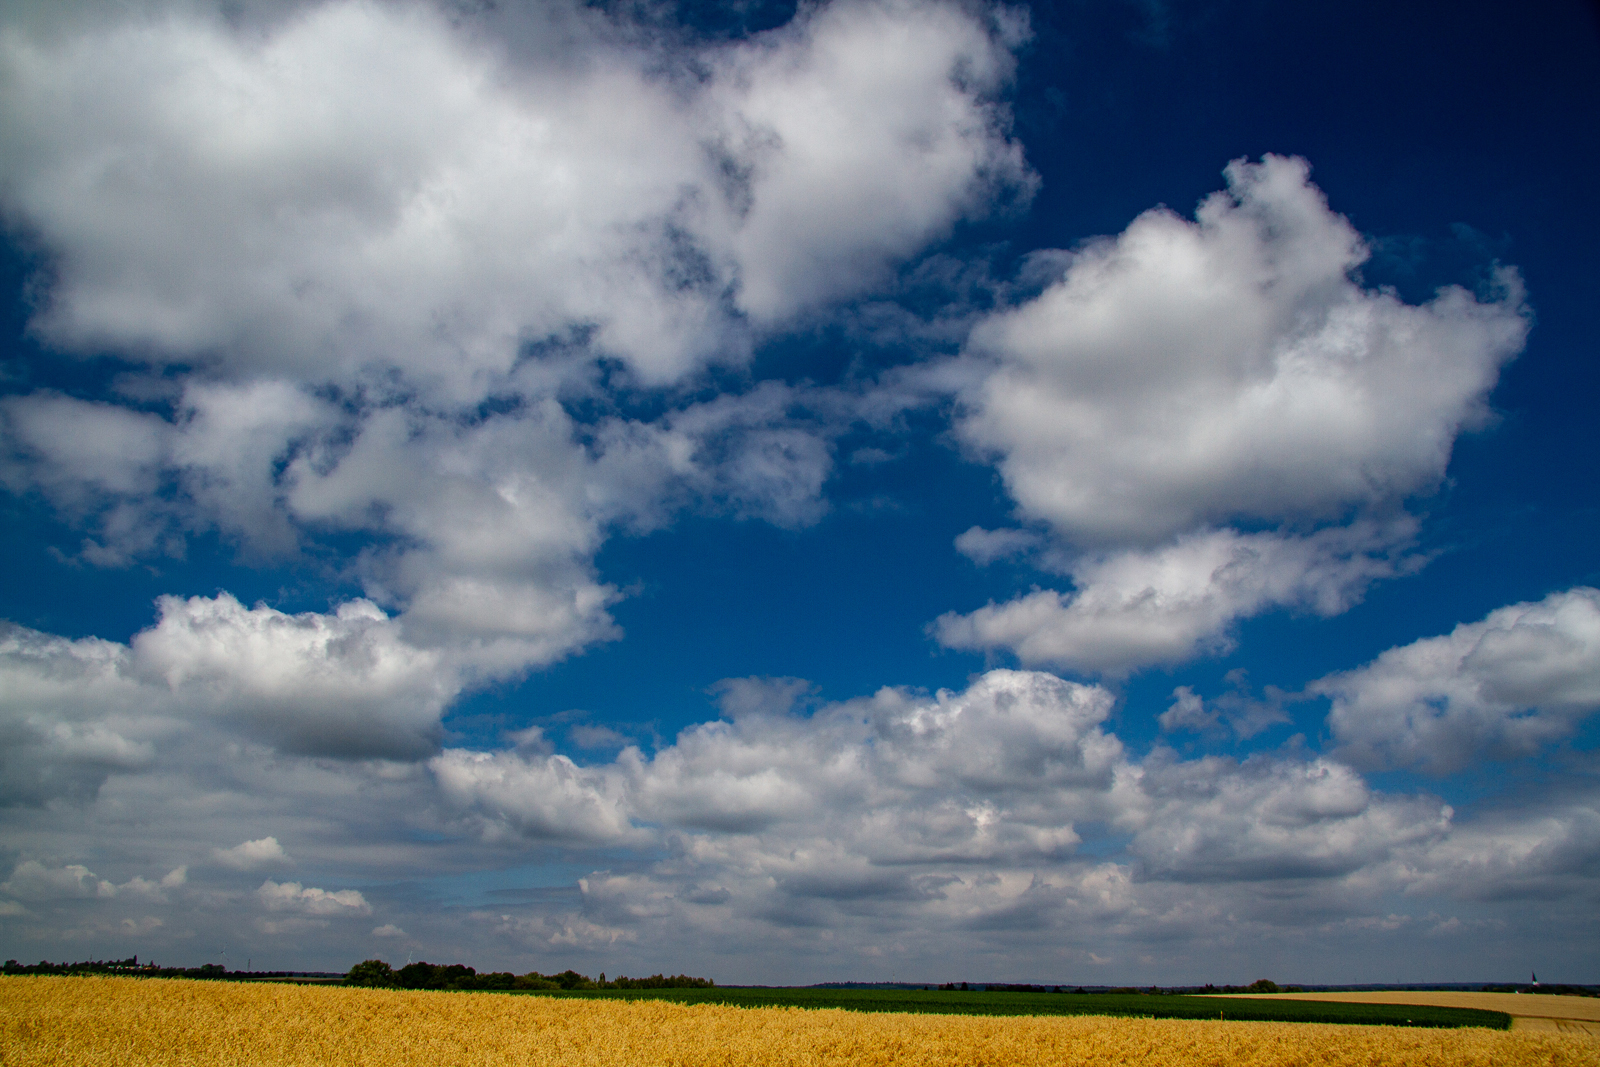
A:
[3,975,1597,1067]
[1212,991,1600,1038]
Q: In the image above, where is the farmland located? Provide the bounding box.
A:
[514,984,1512,1028]
[5,975,1597,1067]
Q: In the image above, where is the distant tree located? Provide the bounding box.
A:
[1246,979,1280,993]
[346,959,398,987]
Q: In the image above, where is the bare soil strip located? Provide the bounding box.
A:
[1211,992,1600,1036]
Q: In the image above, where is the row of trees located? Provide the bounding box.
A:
[1,958,312,979]
[345,960,714,991]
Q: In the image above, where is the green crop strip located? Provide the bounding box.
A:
[506,987,1510,1029]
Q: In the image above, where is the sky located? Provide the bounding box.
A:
[0,0,1597,986]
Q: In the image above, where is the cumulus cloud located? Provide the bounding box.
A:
[932,157,1525,676]
[133,593,457,760]
[258,880,370,916]
[0,661,1594,975]
[431,749,639,845]
[956,154,1527,545]
[0,860,186,903]
[0,622,169,805]
[433,669,1473,963]
[1315,587,1600,773]
[0,0,1030,696]
[706,0,1033,323]
[1120,753,1450,882]
[0,0,1583,979]
[935,521,1417,675]
[212,837,292,871]
[0,592,469,797]
[0,861,114,901]
[1395,802,1600,902]
[0,0,1027,392]
[430,669,1122,862]
[0,394,169,506]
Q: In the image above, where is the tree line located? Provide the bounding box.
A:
[1,957,318,979]
[345,959,715,991]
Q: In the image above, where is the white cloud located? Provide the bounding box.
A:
[0,0,1028,393]
[0,0,720,391]
[707,0,1033,323]
[258,879,370,917]
[934,522,1416,675]
[431,749,639,845]
[1159,672,1290,740]
[0,394,169,504]
[933,156,1525,677]
[954,526,1040,566]
[212,837,292,871]
[1,662,1596,977]
[1160,686,1218,734]
[1119,753,1450,882]
[170,380,335,555]
[0,0,1024,689]
[1315,587,1600,773]
[956,154,1527,545]
[0,591,468,791]
[0,623,170,805]
[372,923,407,938]
[133,593,457,760]
[0,860,186,903]
[0,861,113,901]
[1394,803,1600,902]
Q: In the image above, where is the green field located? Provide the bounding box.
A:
[509,986,1510,1029]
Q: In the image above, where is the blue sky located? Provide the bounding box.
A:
[1,0,1597,985]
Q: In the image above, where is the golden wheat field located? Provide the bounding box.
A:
[2,975,1597,1067]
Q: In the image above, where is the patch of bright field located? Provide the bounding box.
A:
[2,975,1596,1067]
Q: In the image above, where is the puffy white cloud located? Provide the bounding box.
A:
[0,0,1024,688]
[0,591,468,789]
[212,837,292,871]
[133,593,457,760]
[956,154,1527,546]
[1315,587,1600,773]
[707,0,1032,323]
[169,380,336,555]
[0,622,170,805]
[933,156,1525,677]
[427,670,1123,858]
[628,670,1124,854]
[1,661,1596,977]
[1394,802,1600,902]
[935,522,1416,675]
[0,860,186,903]
[431,748,638,845]
[0,861,113,901]
[0,0,717,391]
[257,880,370,916]
[1119,754,1450,882]
[0,0,1027,393]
